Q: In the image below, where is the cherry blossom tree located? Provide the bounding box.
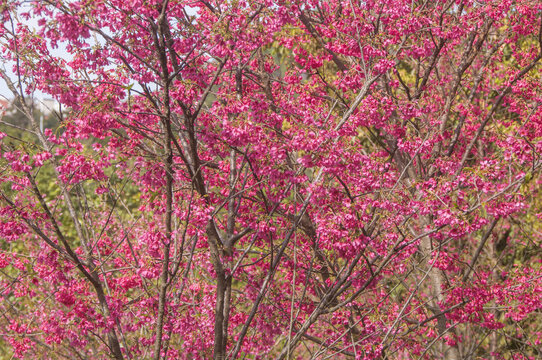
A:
[0,0,541,359]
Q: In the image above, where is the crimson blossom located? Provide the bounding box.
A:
[0,0,542,359]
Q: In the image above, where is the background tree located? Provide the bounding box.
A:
[0,0,541,359]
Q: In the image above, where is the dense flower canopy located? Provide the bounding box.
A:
[0,0,541,359]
